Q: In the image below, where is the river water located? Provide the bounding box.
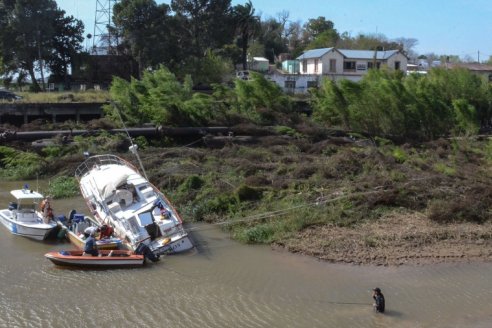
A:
[1,180,492,328]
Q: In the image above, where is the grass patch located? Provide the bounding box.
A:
[433,163,456,176]
[16,90,109,103]
[47,176,80,199]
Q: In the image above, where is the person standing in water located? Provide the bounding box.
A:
[372,288,385,313]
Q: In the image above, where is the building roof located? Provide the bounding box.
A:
[252,57,269,62]
[297,48,333,60]
[337,49,400,60]
[297,48,403,60]
[446,62,492,72]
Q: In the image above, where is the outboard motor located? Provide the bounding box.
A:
[135,243,160,262]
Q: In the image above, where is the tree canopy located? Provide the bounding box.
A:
[0,0,83,91]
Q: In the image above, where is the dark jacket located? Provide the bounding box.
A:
[84,236,99,256]
[373,293,385,313]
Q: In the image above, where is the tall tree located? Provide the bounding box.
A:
[0,0,83,91]
[233,0,260,70]
[48,11,84,88]
[303,16,335,42]
[302,16,339,50]
[113,0,173,77]
[170,0,235,57]
[338,33,401,51]
[258,17,288,62]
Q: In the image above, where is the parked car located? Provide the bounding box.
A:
[236,70,250,80]
[0,90,22,101]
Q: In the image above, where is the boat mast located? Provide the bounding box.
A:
[112,101,149,181]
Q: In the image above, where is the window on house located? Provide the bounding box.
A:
[343,61,356,71]
[314,59,319,73]
[302,60,307,73]
[369,62,381,69]
[307,81,318,89]
[395,61,401,70]
[329,59,336,73]
[285,80,296,89]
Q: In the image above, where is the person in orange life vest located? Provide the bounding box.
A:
[40,196,54,223]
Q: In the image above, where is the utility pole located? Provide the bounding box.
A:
[478,50,480,63]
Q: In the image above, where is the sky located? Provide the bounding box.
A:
[56,0,492,61]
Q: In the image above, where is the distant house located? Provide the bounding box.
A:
[272,47,408,93]
[249,57,269,72]
[445,62,492,82]
[282,60,300,74]
[297,48,407,78]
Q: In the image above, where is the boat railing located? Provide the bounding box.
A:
[75,154,136,179]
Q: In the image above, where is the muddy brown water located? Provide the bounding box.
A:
[1,180,492,328]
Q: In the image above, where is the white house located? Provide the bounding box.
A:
[297,48,408,79]
[270,47,408,93]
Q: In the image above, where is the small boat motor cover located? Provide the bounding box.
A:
[135,243,160,262]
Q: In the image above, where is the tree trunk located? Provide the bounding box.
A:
[241,30,248,70]
[27,66,41,92]
[39,59,46,91]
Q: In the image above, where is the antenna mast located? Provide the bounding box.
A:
[92,0,120,55]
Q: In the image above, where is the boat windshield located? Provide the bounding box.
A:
[138,211,154,226]
[18,203,36,211]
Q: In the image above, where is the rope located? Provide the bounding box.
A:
[182,138,204,148]
[186,189,383,233]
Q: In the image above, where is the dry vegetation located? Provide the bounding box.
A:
[132,134,492,266]
[3,121,492,266]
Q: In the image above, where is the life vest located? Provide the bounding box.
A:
[42,200,54,219]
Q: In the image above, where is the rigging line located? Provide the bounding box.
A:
[182,138,204,148]
[110,100,149,180]
[110,101,133,145]
[186,189,383,232]
[296,298,370,306]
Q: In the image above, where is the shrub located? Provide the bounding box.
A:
[236,185,263,201]
[178,175,204,192]
[0,147,45,180]
[392,147,407,163]
[235,223,276,244]
[47,176,80,199]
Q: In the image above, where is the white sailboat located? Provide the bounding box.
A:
[75,153,194,256]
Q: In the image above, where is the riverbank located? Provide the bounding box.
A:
[274,211,492,266]
[2,123,492,267]
[133,135,492,267]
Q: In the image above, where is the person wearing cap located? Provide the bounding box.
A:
[372,288,385,313]
[82,227,99,256]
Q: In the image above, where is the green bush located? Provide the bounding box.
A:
[312,67,492,140]
[47,176,80,199]
[0,146,45,180]
[235,223,276,244]
[236,184,263,201]
[392,147,407,163]
[178,175,204,192]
